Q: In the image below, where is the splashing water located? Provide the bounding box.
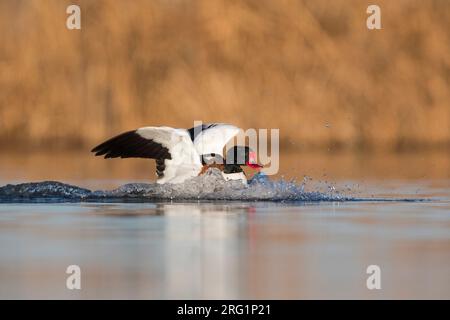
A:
[0,169,350,203]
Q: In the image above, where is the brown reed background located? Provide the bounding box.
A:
[0,0,449,152]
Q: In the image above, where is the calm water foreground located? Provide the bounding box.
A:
[0,152,449,299]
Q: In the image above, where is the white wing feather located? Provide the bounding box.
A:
[192,124,240,156]
[136,126,202,184]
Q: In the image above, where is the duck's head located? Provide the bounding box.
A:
[225,146,263,169]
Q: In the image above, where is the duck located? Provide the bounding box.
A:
[91,123,262,184]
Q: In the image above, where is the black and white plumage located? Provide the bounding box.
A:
[91,123,242,184]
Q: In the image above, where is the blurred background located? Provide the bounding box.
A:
[0,1,449,300]
[0,0,449,184]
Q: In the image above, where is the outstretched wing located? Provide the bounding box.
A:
[91,126,202,184]
[91,129,172,159]
[187,123,240,156]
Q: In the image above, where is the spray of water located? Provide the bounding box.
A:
[0,169,350,202]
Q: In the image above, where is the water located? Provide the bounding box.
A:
[0,169,348,202]
[0,152,449,299]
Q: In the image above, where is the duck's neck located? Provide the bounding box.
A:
[223,164,243,174]
[200,153,244,174]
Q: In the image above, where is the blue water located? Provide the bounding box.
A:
[0,172,448,299]
[0,170,351,202]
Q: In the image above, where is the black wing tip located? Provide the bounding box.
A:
[91,146,112,157]
[91,146,101,153]
[90,129,171,160]
[90,130,138,156]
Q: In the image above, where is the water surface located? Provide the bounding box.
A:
[0,152,448,299]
